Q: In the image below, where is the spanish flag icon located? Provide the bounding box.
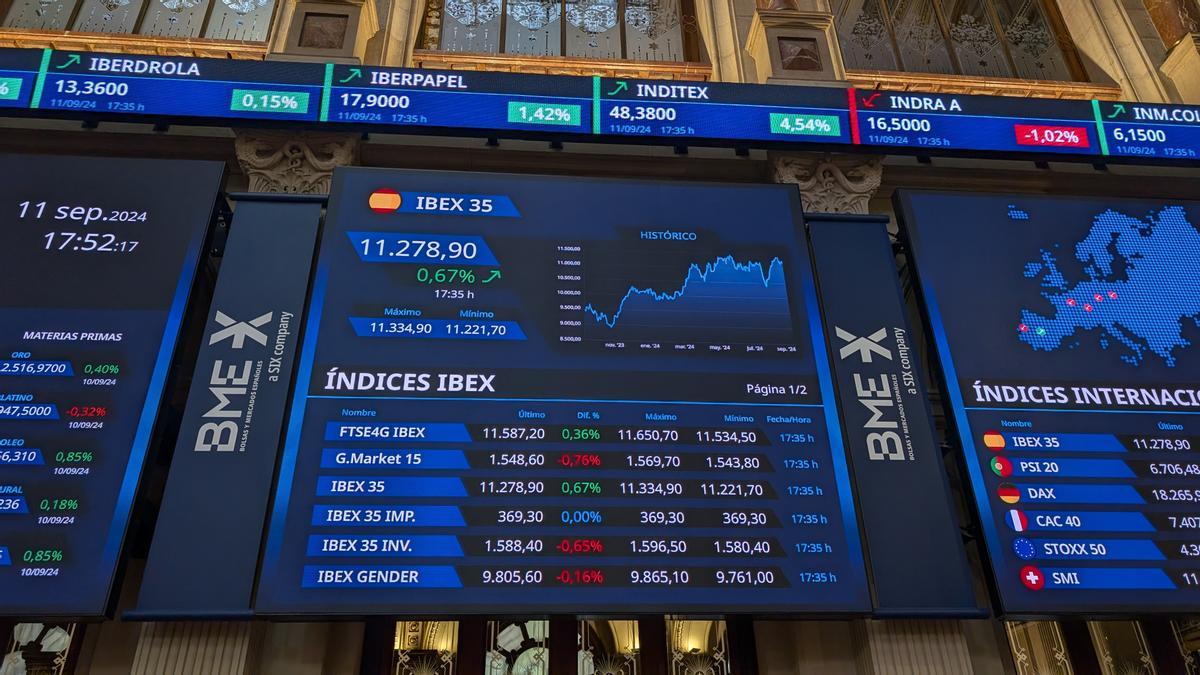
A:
[983,431,1006,451]
[990,456,1013,477]
[997,483,1021,504]
[368,188,402,213]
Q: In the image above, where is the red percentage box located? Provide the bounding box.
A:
[1014,124,1090,148]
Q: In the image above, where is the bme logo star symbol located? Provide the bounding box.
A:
[835,327,892,363]
[210,311,272,348]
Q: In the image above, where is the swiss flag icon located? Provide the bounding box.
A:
[1020,565,1045,590]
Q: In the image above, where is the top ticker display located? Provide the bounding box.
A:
[1,48,1198,164]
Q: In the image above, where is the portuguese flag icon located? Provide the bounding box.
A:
[990,456,1014,477]
[983,431,1006,450]
[997,483,1021,504]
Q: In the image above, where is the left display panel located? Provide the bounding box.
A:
[0,154,221,617]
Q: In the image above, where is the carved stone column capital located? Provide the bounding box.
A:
[770,152,883,215]
[234,130,359,194]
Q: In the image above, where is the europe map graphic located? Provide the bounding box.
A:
[1016,204,1200,367]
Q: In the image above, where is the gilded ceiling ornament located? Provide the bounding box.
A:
[849,9,887,52]
[445,0,501,37]
[1005,16,1052,58]
[507,0,561,32]
[895,10,947,68]
[160,0,202,12]
[221,0,268,16]
[626,0,679,47]
[950,13,1001,67]
[566,0,617,46]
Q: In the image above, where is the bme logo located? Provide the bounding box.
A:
[835,326,904,462]
[210,311,272,348]
[194,311,273,453]
[836,327,891,363]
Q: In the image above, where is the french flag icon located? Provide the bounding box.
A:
[1007,509,1028,532]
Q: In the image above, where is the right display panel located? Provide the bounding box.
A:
[898,191,1200,615]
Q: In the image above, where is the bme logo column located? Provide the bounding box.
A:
[835,326,905,461]
[194,311,272,452]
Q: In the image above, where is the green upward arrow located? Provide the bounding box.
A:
[606,81,628,96]
[55,54,81,69]
[1107,103,1126,119]
[338,68,362,84]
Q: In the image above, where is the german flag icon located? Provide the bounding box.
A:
[990,456,1014,477]
[997,483,1021,504]
[983,431,1006,451]
[368,188,402,213]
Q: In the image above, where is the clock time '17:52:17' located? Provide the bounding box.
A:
[17,201,146,253]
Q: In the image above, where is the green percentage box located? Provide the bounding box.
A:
[769,113,841,137]
[0,77,22,101]
[507,101,581,127]
[230,89,311,114]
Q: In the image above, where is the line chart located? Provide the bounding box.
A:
[583,256,786,329]
[570,253,797,353]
